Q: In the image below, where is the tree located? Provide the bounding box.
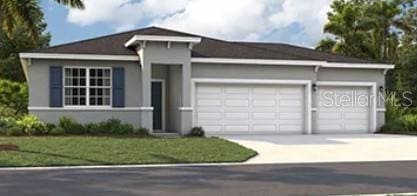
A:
[0,23,51,81]
[0,0,84,40]
[316,0,413,63]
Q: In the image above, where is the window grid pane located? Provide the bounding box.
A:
[64,67,111,107]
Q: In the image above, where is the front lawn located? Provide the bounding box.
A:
[0,136,257,167]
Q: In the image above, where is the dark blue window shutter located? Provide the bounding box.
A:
[112,67,125,107]
[49,66,63,107]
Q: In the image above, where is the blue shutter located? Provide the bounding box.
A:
[112,67,125,107]
[50,66,63,107]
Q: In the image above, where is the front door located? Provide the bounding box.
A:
[151,81,164,131]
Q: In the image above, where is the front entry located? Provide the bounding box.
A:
[151,80,164,131]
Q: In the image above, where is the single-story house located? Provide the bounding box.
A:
[19,26,394,136]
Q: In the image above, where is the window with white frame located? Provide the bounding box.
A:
[64,67,111,107]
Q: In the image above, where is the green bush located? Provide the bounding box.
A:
[85,118,136,135]
[380,119,404,132]
[134,127,149,136]
[187,127,205,137]
[399,114,417,132]
[0,117,18,135]
[49,127,65,136]
[0,79,28,117]
[0,105,18,118]
[6,126,24,136]
[385,94,406,122]
[58,116,85,134]
[17,115,47,135]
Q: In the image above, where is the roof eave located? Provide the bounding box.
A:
[124,35,202,48]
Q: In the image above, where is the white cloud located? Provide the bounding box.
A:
[67,0,332,46]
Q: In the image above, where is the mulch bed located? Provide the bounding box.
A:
[0,144,19,151]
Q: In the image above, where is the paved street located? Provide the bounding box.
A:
[1,161,417,196]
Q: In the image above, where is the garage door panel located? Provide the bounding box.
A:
[279,125,302,132]
[253,125,277,132]
[195,83,305,135]
[253,112,276,120]
[253,88,276,95]
[197,99,222,106]
[225,125,249,132]
[224,87,250,94]
[319,112,342,120]
[224,112,249,120]
[225,99,249,107]
[197,112,222,120]
[344,112,368,120]
[280,100,302,107]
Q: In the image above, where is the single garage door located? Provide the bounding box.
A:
[194,83,305,135]
[316,86,370,134]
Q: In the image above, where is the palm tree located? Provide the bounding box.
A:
[0,0,84,40]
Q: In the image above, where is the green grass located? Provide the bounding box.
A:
[0,136,257,167]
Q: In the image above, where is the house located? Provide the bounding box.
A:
[19,26,393,136]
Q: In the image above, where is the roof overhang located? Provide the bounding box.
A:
[124,35,202,48]
[19,53,139,61]
[191,58,395,70]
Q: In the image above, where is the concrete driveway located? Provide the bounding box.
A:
[223,134,417,164]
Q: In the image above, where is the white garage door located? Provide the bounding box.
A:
[316,86,370,134]
[194,83,305,135]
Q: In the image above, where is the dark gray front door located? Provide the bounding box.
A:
[151,81,163,130]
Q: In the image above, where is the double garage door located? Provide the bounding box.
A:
[194,83,371,135]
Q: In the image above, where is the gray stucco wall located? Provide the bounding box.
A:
[28,59,142,127]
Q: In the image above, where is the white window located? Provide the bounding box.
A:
[64,67,111,107]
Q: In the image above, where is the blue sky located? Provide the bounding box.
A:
[40,0,332,48]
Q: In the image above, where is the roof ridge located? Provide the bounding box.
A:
[235,41,372,62]
[230,41,320,61]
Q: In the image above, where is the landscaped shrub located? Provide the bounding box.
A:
[58,116,85,134]
[134,127,149,136]
[399,114,417,132]
[16,115,47,135]
[0,79,28,117]
[0,105,18,118]
[5,126,24,136]
[385,94,407,122]
[1,115,148,137]
[0,117,18,135]
[187,127,205,137]
[49,127,65,136]
[380,119,404,132]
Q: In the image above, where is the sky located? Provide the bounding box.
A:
[40,0,333,48]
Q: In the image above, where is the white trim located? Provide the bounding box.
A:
[124,35,202,48]
[192,58,322,66]
[376,108,386,112]
[315,81,378,133]
[138,107,154,111]
[152,79,166,132]
[178,107,193,111]
[311,108,318,112]
[191,78,312,135]
[19,53,139,61]
[191,58,395,70]
[28,107,142,111]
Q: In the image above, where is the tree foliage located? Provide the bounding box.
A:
[0,0,84,40]
[317,0,414,63]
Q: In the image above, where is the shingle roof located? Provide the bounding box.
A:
[31,26,371,63]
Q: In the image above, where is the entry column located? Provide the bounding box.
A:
[179,61,193,135]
